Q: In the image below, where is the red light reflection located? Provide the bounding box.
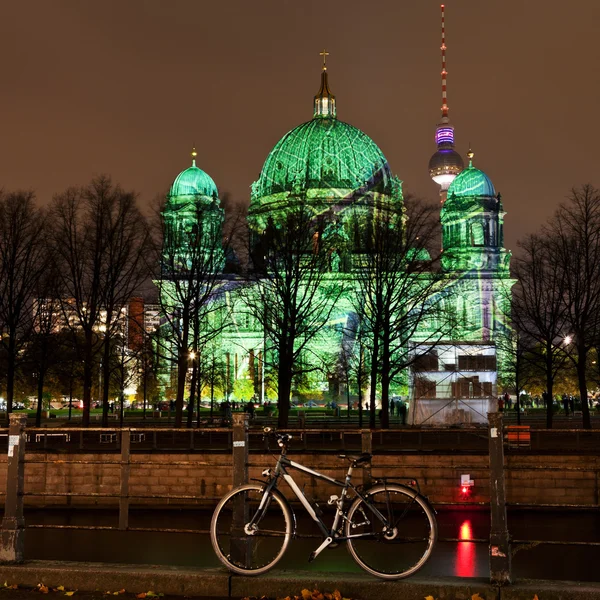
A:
[455,519,475,577]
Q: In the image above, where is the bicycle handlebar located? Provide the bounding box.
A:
[263,427,292,448]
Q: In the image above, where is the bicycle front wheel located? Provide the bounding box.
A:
[345,483,437,579]
[210,483,292,575]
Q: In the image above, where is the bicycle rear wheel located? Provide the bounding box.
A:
[210,483,292,575]
[345,483,437,579]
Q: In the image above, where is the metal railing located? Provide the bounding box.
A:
[0,414,598,584]
[0,422,599,453]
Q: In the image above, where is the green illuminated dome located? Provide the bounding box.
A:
[169,150,218,200]
[447,154,496,199]
[252,117,392,201]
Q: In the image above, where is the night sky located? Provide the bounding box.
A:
[2,0,599,252]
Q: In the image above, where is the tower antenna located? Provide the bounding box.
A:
[441,4,448,119]
[428,3,464,198]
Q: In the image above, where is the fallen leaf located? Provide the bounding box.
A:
[38,585,49,594]
[533,596,539,600]
[8,585,18,590]
[332,592,341,600]
[65,592,76,597]
[136,594,146,599]
[146,592,158,598]
[471,594,484,600]
[301,591,311,600]
[425,596,435,600]
[54,586,65,592]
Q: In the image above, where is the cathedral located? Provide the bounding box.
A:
[158,22,515,425]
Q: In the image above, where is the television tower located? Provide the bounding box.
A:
[428,4,464,202]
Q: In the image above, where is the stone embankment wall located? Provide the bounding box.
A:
[0,452,597,509]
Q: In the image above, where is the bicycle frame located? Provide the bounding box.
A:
[252,452,392,554]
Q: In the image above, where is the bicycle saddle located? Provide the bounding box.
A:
[338,452,371,466]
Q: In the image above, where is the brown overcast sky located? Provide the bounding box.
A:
[2,0,599,252]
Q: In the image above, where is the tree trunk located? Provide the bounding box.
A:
[277,351,292,428]
[345,375,351,419]
[82,332,93,427]
[514,349,521,426]
[175,322,190,428]
[102,335,111,427]
[6,335,16,418]
[175,350,187,428]
[187,360,197,428]
[196,366,202,427]
[68,363,74,421]
[545,345,553,429]
[35,366,46,428]
[380,337,391,429]
[369,335,379,429]
[357,345,364,428]
[210,377,215,421]
[576,344,591,429]
[142,365,147,420]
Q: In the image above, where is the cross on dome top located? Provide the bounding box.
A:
[320,49,329,71]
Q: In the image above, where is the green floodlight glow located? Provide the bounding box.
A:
[156,85,516,418]
[250,117,394,206]
[447,158,496,199]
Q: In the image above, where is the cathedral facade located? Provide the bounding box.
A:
[157,62,515,425]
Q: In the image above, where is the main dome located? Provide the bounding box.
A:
[251,117,393,201]
[170,162,218,199]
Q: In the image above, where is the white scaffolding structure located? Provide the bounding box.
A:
[409,341,497,425]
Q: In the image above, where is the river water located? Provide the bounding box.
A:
[23,508,600,582]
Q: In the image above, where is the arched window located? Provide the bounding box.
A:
[471,222,484,246]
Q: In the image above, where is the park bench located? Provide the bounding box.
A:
[505,425,531,449]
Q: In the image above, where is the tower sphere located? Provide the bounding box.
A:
[428,145,464,187]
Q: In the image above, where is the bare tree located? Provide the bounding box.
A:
[0,191,49,416]
[244,200,344,427]
[97,187,150,426]
[354,198,452,428]
[29,264,64,427]
[51,176,147,426]
[155,196,230,427]
[549,185,600,429]
[511,233,570,428]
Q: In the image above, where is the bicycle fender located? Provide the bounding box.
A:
[366,482,437,515]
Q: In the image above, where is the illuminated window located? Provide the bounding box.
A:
[471,223,484,246]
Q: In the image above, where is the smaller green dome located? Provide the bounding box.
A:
[447,155,496,198]
[170,156,218,199]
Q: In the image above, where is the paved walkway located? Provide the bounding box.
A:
[0,561,598,600]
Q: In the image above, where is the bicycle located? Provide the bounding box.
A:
[210,427,437,579]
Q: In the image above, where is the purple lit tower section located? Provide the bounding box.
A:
[428,4,464,202]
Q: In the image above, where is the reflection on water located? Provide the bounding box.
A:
[21,508,600,582]
[455,520,475,578]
